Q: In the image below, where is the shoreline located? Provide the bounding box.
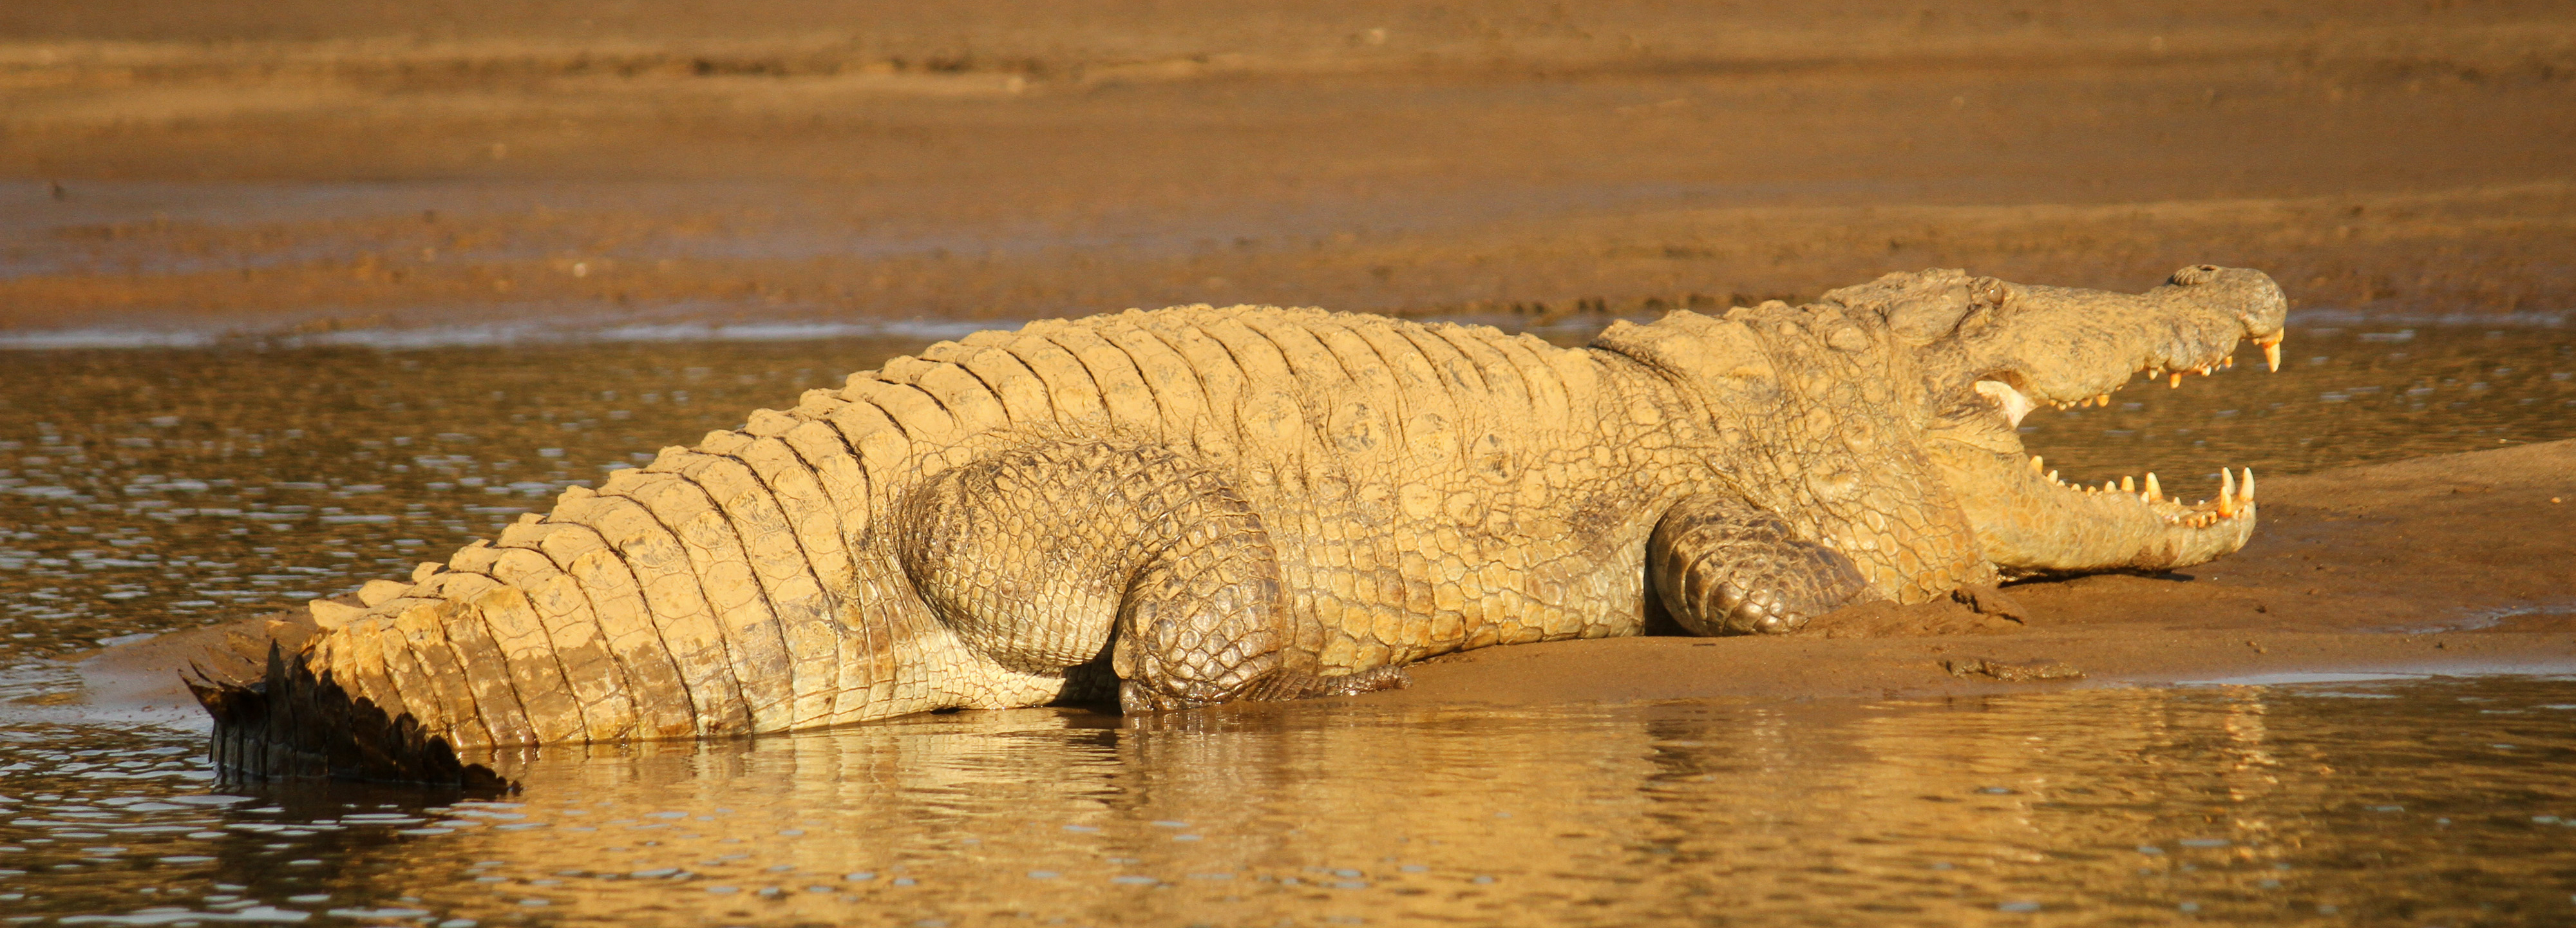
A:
[0,295,2568,354]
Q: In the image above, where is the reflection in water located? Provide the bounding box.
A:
[5,677,2576,925]
[0,323,2572,924]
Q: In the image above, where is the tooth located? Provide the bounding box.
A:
[2240,467,2255,503]
[2048,469,2060,484]
[2030,455,2045,473]
[2170,372,2184,388]
[2219,469,2238,516]
[2263,341,2282,372]
[2223,357,2235,369]
[2121,476,2135,493]
[2145,473,2161,502]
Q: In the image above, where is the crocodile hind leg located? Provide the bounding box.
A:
[1648,493,1875,635]
[1104,485,1408,711]
[897,441,1404,715]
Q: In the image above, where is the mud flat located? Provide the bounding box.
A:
[3,0,2573,337]
[1356,439,2576,711]
[63,439,2576,730]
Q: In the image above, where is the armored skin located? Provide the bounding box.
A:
[193,265,2288,784]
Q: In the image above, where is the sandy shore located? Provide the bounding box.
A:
[4,0,2571,335]
[61,439,2576,732]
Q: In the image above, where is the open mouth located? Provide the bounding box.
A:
[1971,330,2282,530]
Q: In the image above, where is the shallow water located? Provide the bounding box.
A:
[0,319,2573,924]
[5,676,2576,925]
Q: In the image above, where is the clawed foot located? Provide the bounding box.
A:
[1949,583,2032,623]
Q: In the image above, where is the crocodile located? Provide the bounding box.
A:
[192,264,2287,786]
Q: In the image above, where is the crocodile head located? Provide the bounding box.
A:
[1826,263,2289,578]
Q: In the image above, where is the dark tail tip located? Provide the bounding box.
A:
[185,641,514,791]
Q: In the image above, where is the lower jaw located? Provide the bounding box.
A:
[1933,446,2257,574]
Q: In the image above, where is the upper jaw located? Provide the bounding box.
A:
[1960,265,2291,424]
[1968,327,2282,428]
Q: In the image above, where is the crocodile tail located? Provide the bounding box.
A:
[185,641,512,790]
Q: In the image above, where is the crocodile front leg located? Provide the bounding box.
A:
[1648,493,1875,635]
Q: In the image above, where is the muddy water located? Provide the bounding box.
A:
[1,319,2573,924]
[5,677,2576,925]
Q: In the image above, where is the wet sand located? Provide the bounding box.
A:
[5,0,2573,336]
[68,439,2576,729]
